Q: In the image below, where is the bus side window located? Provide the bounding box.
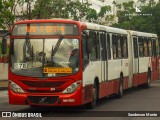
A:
[152,39,156,57]
[138,37,144,57]
[82,32,89,68]
[89,31,97,61]
[112,34,117,59]
[148,39,152,56]
[120,36,124,58]
[120,35,128,59]
[124,36,128,58]
[152,38,159,57]
[96,32,100,60]
[156,39,159,56]
[144,38,148,57]
[117,35,122,59]
[133,37,138,58]
[107,33,111,59]
[100,32,107,61]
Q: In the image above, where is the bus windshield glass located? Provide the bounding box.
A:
[12,23,79,36]
[10,38,80,77]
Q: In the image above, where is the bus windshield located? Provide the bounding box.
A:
[10,38,80,77]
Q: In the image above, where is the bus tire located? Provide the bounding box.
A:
[143,70,151,88]
[30,105,39,108]
[86,82,98,109]
[117,76,123,98]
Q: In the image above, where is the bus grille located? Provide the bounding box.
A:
[27,90,62,93]
[28,96,59,104]
[21,80,66,87]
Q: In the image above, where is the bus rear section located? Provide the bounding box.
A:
[128,31,159,87]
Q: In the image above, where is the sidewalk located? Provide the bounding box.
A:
[0,63,8,80]
[0,89,8,100]
[0,63,8,89]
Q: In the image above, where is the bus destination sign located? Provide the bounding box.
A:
[12,23,79,36]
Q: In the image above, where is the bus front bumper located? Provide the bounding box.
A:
[8,87,82,106]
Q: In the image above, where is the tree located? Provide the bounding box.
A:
[152,1,160,36]
[0,0,116,30]
[85,5,115,25]
[112,0,160,35]
[86,8,98,21]
[0,0,16,30]
[66,0,91,21]
[112,1,135,29]
[0,0,92,29]
[16,0,35,20]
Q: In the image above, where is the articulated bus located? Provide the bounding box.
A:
[1,19,159,108]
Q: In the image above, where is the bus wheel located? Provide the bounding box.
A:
[144,71,151,88]
[30,105,39,108]
[86,83,97,109]
[117,76,123,98]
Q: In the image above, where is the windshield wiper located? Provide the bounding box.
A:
[42,36,63,77]
[23,34,34,64]
[51,36,63,57]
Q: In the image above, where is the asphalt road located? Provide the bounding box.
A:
[0,80,160,120]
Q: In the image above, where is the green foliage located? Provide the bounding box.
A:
[98,6,111,17]
[152,2,160,35]
[16,0,91,20]
[122,1,135,13]
[0,0,115,29]
[0,0,94,29]
[0,0,15,30]
[1,0,160,36]
[66,0,91,20]
[86,8,97,21]
[112,0,160,36]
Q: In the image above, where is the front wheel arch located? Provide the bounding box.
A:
[85,77,99,109]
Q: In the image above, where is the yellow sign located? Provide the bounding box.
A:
[43,67,72,74]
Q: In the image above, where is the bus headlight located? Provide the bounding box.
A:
[62,80,82,94]
[9,81,25,93]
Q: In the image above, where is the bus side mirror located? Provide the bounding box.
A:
[10,40,14,55]
[87,38,92,54]
[2,38,7,54]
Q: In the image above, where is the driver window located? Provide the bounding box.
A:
[82,32,89,69]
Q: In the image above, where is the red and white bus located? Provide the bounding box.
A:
[1,19,159,108]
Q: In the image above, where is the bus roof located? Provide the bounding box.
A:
[83,22,100,30]
[105,26,128,35]
[128,30,157,38]
[14,19,83,25]
[84,22,128,35]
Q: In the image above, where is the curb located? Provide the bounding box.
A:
[0,80,8,90]
[0,87,8,90]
